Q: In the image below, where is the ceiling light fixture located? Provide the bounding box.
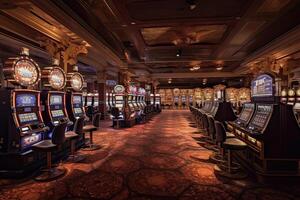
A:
[176,49,182,57]
[186,0,197,10]
[130,22,136,25]
[190,65,200,71]
[216,66,223,71]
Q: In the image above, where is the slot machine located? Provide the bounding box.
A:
[0,48,49,176]
[287,88,296,106]
[227,103,256,133]
[66,71,85,125]
[113,85,125,119]
[127,85,137,117]
[93,93,99,112]
[41,61,72,138]
[155,94,161,109]
[280,88,288,104]
[150,94,154,105]
[229,73,300,179]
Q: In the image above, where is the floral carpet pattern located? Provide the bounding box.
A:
[0,110,300,200]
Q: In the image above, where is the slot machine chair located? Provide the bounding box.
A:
[111,107,122,129]
[209,121,235,163]
[32,122,68,181]
[65,117,86,163]
[213,121,247,179]
[82,113,101,151]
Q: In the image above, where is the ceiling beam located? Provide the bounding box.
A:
[30,0,125,68]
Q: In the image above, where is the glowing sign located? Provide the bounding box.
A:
[49,67,66,90]
[14,59,40,86]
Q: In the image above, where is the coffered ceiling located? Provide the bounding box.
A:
[52,0,300,86]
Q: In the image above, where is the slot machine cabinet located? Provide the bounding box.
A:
[287,88,296,106]
[93,93,99,112]
[150,94,154,105]
[280,88,288,104]
[41,65,72,138]
[230,74,300,180]
[113,85,129,127]
[66,72,85,125]
[0,48,49,177]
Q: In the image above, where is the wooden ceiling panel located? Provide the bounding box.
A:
[258,0,291,14]
[125,0,251,21]
[230,21,266,45]
[141,25,227,46]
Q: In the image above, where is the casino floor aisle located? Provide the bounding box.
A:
[0,110,300,200]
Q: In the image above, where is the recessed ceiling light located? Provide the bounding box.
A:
[131,22,136,25]
[216,66,223,71]
[121,24,127,27]
[176,49,182,57]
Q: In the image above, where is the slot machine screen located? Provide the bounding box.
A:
[251,74,273,97]
[86,97,92,106]
[16,94,36,107]
[115,96,123,101]
[239,104,255,122]
[73,95,82,105]
[94,97,99,106]
[51,110,64,118]
[74,107,83,114]
[50,95,62,105]
[18,113,38,123]
[248,105,272,131]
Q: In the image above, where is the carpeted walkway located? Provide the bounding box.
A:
[0,110,300,200]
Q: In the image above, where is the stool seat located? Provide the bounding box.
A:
[223,138,247,150]
[226,132,235,138]
[32,140,56,152]
[65,131,78,139]
[83,125,97,132]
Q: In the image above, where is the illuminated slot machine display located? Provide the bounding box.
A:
[287,88,296,106]
[41,61,72,138]
[128,86,136,114]
[93,93,99,111]
[155,93,161,107]
[227,103,255,133]
[231,74,300,179]
[0,48,49,176]
[150,94,154,105]
[137,88,145,110]
[66,71,85,125]
[113,85,125,118]
[280,88,288,104]
[140,88,147,108]
[86,94,93,107]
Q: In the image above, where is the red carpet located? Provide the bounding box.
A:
[0,110,299,199]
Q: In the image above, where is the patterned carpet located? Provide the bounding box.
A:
[0,110,300,200]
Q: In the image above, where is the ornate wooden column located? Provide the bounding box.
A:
[119,69,131,121]
[96,70,106,119]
